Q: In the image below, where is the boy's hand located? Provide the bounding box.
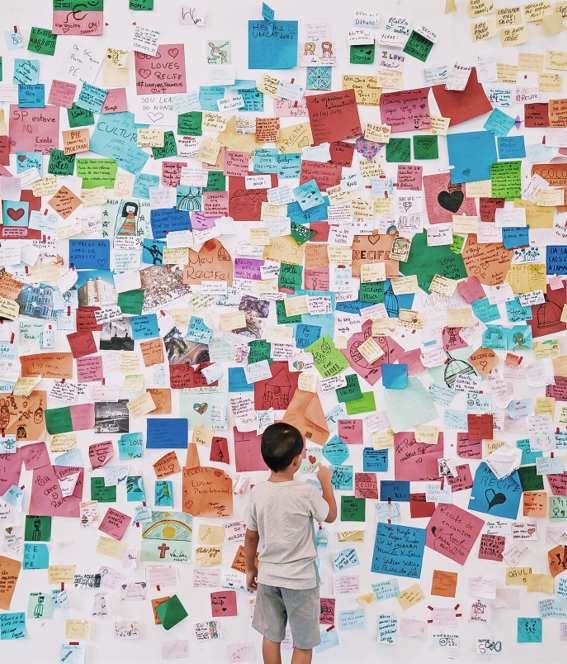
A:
[317,465,333,484]
[246,567,258,592]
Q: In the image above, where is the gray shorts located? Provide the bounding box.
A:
[252,583,321,650]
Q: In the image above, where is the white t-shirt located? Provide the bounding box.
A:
[246,480,329,590]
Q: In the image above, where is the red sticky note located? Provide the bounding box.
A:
[478,534,505,562]
[410,493,436,519]
[308,221,330,242]
[253,363,299,411]
[355,472,378,499]
[234,428,269,472]
[432,67,492,127]
[304,268,329,290]
[320,597,335,624]
[223,151,249,177]
[29,465,84,518]
[229,173,278,221]
[329,141,354,167]
[479,197,506,222]
[447,464,474,492]
[467,413,494,439]
[66,330,97,358]
[99,508,132,541]
[48,80,77,109]
[338,419,363,444]
[380,87,431,133]
[162,161,187,188]
[210,591,237,617]
[134,44,187,96]
[299,160,342,189]
[397,165,423,191]
[76,307,103,332]
[394,432,444,481]
[306,89,362,145]
[89,441,114,470]
[210,437,230,465]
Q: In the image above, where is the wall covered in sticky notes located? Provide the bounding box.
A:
[2,0,567,661]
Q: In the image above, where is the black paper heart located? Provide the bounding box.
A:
[437,190,464,213]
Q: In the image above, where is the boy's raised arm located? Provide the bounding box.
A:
[245,528,260,591]
[317,465,338,523]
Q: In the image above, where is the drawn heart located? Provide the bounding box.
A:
[309,455,316,464]
[6,208,25,222]
[147,112,164,123]
[138,69,152,79]
[194,402,208,414]
[431,526,443,537]
[437,190,464,213]
[485,489,506,511]
[463,168,471,177]
[527,528,536,535]
[107,94,116,104]
[222,607,226,611]
[366,234,380,245]
[17,155,26,163]
[97,259,107,267]
[168,48,179,59]
[213,470,223,478]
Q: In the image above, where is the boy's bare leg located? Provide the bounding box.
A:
[262,637,282,664]
[291,647,313,664]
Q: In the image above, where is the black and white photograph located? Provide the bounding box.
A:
[99,319,134,351]
[94,400,130,434]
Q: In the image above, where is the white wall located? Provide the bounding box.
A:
[2,0,567,662]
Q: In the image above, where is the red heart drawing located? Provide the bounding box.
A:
[138,69,152,79]
[309,455,316,464]
[168,48,179,59]
[7,208,25,222]
[213,470,223,477]
[17,155,26,162]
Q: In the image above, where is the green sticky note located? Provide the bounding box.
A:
[67,103,94,128]
[550,496,567,521]
[517,465,544,492]
[129,0,153,8]
[359,281,384,303]
[336,374,362,403]
[152,131,177,160]
[448,234,465,255]
[402,231,467,293]
[248,339,272,365]
[54,0,104,8]
[177,111,202,136]
[491,160,522,201]
[276,299,301,324]
[91,478,117,503]
[350,43,375,64]
[28,27,57,56]
[118,289,145,315]
[341,496,366,522]
[307,334,350,379]
[403,30,434,62]
[155,594,188,630]
[204,171,226,192]
[278,263,303,290]
[413,135,438,160]
[76,159,118,188]
[384,377,438,432]
[45,407,72,435]
[345,391,376,415]
[48,149,75,176]
[291,222,316,246]
[386,138,411,163]
[25,515,52,542]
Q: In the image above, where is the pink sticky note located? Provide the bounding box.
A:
[48,80,77,109]
[203,191,229,217]
[76,356,103,382]
[223,152,249,177]
[21,442,50,471]
[426,503,484,565]
[397,348,427,376]
[394,432,444,481]
[338,419,363,444]
[0,448,23,495]
[99,508,132,540]
[458,276,486,304]
[211,591,238,617]
[304,268,329,291]
[52,9,103,36]
[162,161,187,187]
[30,465,84,518]
[134,44,187,96]
[234,428,269,472]
[9,104,60,155]
[89,441,114,470]
[70,403,96,431]
[102,88,128,114]
[399,618,427,639]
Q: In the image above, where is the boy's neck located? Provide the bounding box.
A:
[268,469,296,483]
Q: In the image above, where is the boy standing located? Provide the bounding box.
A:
[245,423,337,664]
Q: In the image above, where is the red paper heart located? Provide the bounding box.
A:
[6,208,25,222]
[309,455,316,464]
[138,69,152,79]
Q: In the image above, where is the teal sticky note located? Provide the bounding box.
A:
[382,364,408,389]
[484,108,515,137]
[0,612,26,639]
[23,543,49,570]
[447,131,497,183]
[384,377,438,433]
[517,617,542,643]
[293,179,324,211]
[248,20,298,70]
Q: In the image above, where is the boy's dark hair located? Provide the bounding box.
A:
[261,423,303,472]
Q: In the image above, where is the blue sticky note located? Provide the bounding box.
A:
[380,481,410,503]
[505,325,532,351]
[333,548,359,572]
[363,448,388,472]
[248,21,298,70]
[16,151,43,175]
[262,2,275,22]
[253,148,279,172]
[126,476,146,502]
[276,153,302,178]
[497,135,526,159]
[339,609,367,630]
[13,59,40,85]
[130,314,159,340]
[322,435,349,466]
[447,131,497,183]
[155,480,174,507]
[186,316,213,344]
[556,432,567,449]
[142,238,165,265]
[444,408,468,430]
[471,297,501,323]
[547,246,567,275]
[228,367,254,392]
[314,627,339,653]
[382,364,408,390]
[199,86,225,111]
[69,239,111,270]
[76,82,107,113]
[0,612,26,640]
[483,108,515,137]
[502,226,529,250]
[517,617,542,643]
[517,439,542,465]
[23,543,49,570]
[287,197,329,223]
[147,419,188,449]
[90,112,149,175]
[54,448,83,466]
[134,173,160,199]
[18,84,45,108]
[118,432,143,460]
[294,324,322,349]
[371,522,426,578]
[468,463,522,519]
[2,200,29,227]
[506,297,532,322]
[331,465,353,490]
[294,179,324,211]
[150,208,191,239]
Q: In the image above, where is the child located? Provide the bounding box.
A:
[245,422,337,664]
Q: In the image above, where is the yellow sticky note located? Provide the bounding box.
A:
[514,200,554,229]
[365,122,391,144]
[32,176,58,198]
[414,425,440,445]
[535,396,555,416]
[266,324,295,345]
[263,236,305,265]
[517,52,545,73]
[506,264,547,294]
[50,433,77,453]
[0,109,7,136]
[102,67,129,87]
[250,227,271,246]
[469,0,495,18]
[192,424,214,447]
[13,376,41,397]
[202,112,228,132]
[127,392,156,419]
[357,592,376,605]
[538,73,563,92]
[284,295,309,317]
[257,72,281,98]
[496,6,523,26]
[48,565,76,584]
[81,186,107,208]
[120,352,140,374]
[198,525,225,545]
[327,246,353,264]
[376,69,403,90]
[194,546,223,567]
[447,307,474,327]
[197,136,222,164]
[523,1,552,22]
[484,439,507,455]
[96,536,127,559]
[65,620,92,640]
[137,128,165,147]
[546,50,567,70]
[506,567,532,585]
[357,337,385,364]
[219,310,247,332]
[452,214,479,233]
[123,374,144,393]
[275,123,313,155]
[471,15,498,41]
[371,429,395,450]
[338,530,364,542]
[526,573,554,593]
[298,373,317,393]
[466,180,492,198]
[371,317,398,336]
[360,262,386,283]
[30,262,59,283]
[397,583,425,611]
[500,25,528,46]
[536,188,564,206]
[391,275,419,295]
